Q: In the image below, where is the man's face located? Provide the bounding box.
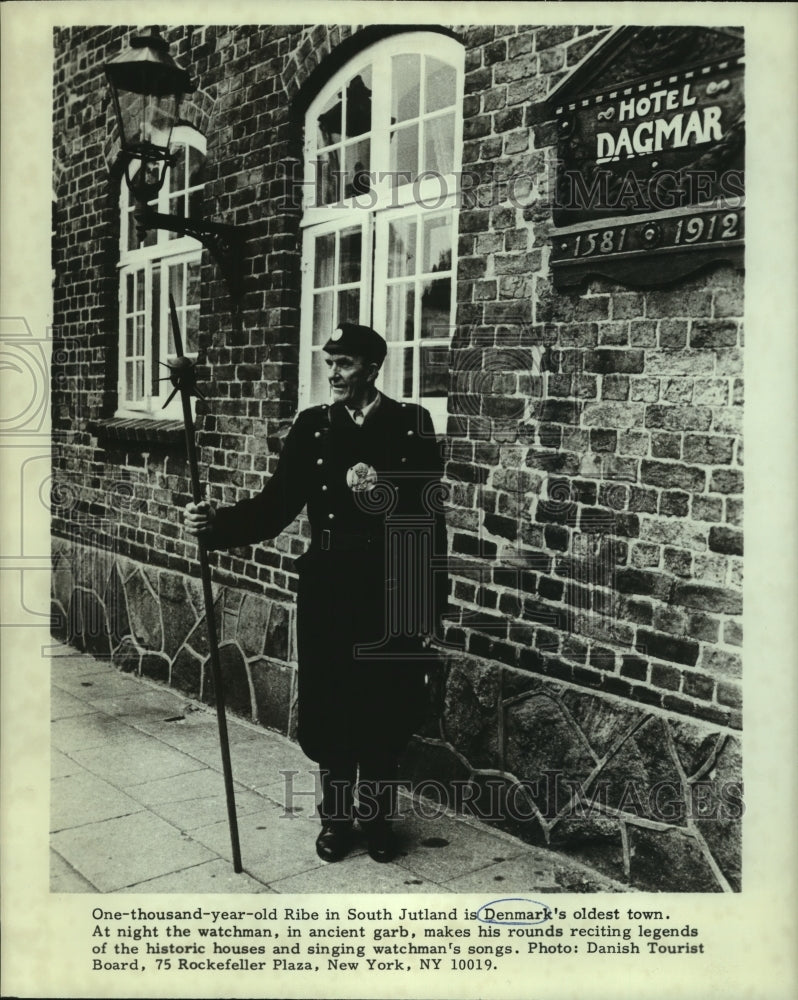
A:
[325,352,378,406]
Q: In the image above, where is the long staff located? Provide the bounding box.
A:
[164,294,242,872]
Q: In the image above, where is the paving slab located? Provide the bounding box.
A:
[51,685,98,720]
[50,649,113,671]
[146,789,269,832]
[51,748,83,779]
[71,737,207,788]
[440,849,625,894]
[119,859,273,894]
[51,810,217,892]
[190,809,332,886]
[227,733,317,788]
[50,849,97,893]
[52,667,146,699]
[390,809,529,884]
[51,770,144,832]
[125,767,251,807]
[85,688,189,722]
[52,711,144,752]
[269,848,442,894]
[128,720,225,765]
[177,726,311,784]
[253,761,323,814]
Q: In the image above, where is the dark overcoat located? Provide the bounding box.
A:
[209,394,446,762]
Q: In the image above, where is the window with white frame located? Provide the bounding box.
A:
[117,125,206,418]
[300,33,464,433]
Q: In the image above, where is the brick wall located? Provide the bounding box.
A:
[52,23,743,891]
[443,24,743,734]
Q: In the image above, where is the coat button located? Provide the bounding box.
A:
[321,484,328,491]
[328,512,335,520]
[314,431,321,438]
[316,458,323,465]
[401,456,407,463]
[401,403,406,407]
[407,430,414,436]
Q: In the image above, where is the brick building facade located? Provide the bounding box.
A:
[51,23,744,891]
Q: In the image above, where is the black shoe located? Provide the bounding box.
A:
[366,823,396,863]
[315,822,352,863]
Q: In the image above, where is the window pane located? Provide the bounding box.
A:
[402,346,414,398]
[390,124,418,187]
[151,266,161,390]
[126,317,135,358]
[133,361,144,399]
[379,345,411,400]
[337,288,360,326]
[313,290,334,345]
[126,207,139,252]
[187,260,201,306]
[126,165,157,248]
[338,227,362,284]
[423,214,452,274]
[344,139,371,200]
[136,315,145,355]
[169,144,187,194]
[169,262,184,308]
[345,70,372,139]
[166,146,186,240]
[185,307,200,354]
[424,112,455,176]
[311,349,330,401]
[314,233,335,288]
[315,149,341,205]
[419,345,450,396]
[125,361,134,401]
[187,145,204,187]
[425,58,457,113]
[388,219,417,277]
[188,187,203,219]
[392,54,420,122]
[317,90,342,147]
[135,271,145,311]
[386,284,415,342]
[420,278,451,338]
[168,193,186,230]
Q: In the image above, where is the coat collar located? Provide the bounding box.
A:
[329,393,401,430]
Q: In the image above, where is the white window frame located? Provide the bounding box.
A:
[299,32,464,434]
[116,126,206,419]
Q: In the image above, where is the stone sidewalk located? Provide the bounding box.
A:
[51,642,629,894]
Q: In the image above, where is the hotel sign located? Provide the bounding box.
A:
[548,27,744,288]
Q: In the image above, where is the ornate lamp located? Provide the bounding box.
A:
[105,29,244,302]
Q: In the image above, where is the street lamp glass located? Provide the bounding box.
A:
[105,32,193,192]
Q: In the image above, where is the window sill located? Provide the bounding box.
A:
[90,417,186,448]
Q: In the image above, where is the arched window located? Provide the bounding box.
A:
[300,33,464,432]
[117,125,205,418]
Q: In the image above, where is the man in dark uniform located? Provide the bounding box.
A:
[185,323,446,863]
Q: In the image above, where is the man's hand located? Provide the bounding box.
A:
[184,500,216,538]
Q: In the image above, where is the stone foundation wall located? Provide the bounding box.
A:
[52,535,741,892]
[52,536,298,739]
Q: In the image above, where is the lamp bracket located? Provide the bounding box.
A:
[133,202,245,307]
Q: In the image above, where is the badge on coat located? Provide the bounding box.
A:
[346,463,378,492]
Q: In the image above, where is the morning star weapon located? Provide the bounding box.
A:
[163,294,242,873]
